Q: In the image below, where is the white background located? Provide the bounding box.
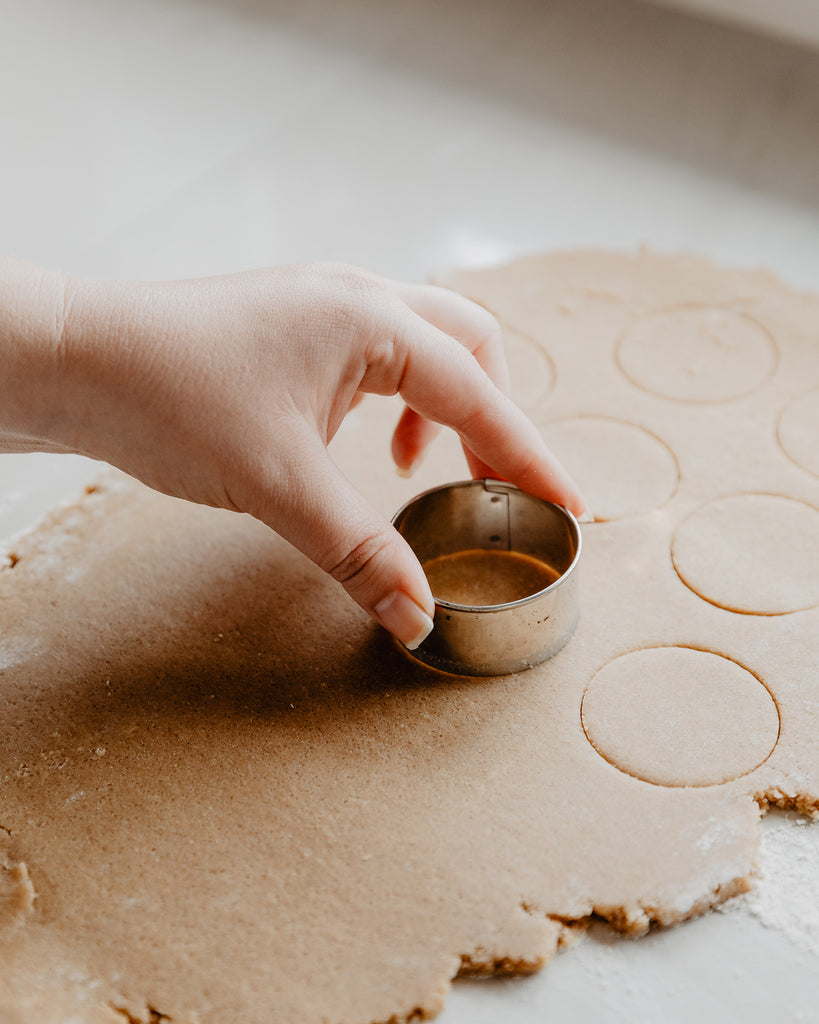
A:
[2,0,819,1019]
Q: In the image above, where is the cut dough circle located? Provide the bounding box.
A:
[672,494,819,615]
[502,323,555,411]
[617,306,777,403]
[778,386,819,479]
[581,647,780,787]
[539,416,678,521]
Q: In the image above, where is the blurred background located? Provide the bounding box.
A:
[2,1,818,1020]
[5,0,819,286]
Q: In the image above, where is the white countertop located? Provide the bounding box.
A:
[2,0,818,1019]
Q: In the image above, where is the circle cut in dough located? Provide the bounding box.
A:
[617,305,777,403]
[502,323,555,412]
[672,493,819,615]
[778,386,819,479]
[581,647,780,787]
[539,416,678,521]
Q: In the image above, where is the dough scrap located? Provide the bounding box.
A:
[0,859,36,926]
[2,251,819,1024]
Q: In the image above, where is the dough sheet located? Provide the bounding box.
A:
[1,250,818,1023]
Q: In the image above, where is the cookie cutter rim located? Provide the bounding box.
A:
[391,479,582,676]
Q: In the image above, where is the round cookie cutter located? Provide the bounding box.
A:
[392,479,582,676]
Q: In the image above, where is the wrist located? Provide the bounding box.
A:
[0,256,78,453]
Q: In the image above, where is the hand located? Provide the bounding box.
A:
[2,259,586,648]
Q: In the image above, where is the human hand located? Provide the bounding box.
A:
[3,260,586,649]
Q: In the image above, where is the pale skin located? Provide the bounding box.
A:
[0,255,587,649]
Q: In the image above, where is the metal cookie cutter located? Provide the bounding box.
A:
[392,479,582,676]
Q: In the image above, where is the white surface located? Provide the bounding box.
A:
[2,0,819,1020]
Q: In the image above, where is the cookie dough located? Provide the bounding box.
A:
[616,305,777,402]
[672,493,819,614]
[778,386,819,479]
[581,647,780,787]
[1,251,818,1024]
[536,416,679,522]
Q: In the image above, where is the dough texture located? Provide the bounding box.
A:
[2,251,819,1024]
[616,305,777,402]
[537,416,679,521]
[672,494,819,614]
[581,647,780,787]
[778,386,819,479]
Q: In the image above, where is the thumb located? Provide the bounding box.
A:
[256,431,435,650]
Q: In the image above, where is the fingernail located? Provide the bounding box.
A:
[577,507,595,524]
[374,590,434,650]
[396,459,420,479]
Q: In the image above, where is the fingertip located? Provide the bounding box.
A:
[373,590,434,650]
[395,461,420,479]
[392,406,441,476]
[560,478,591,519]
[372,541,436,648]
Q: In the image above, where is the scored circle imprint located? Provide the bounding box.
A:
[617,305,777,403]
[502,323,555,411]
[672,493,819,615]
[539,417,678,521]
[778,386,819,479]
[581,647,780,787]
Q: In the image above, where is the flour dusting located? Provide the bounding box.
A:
[0,638,37,671]
[734,815,819,956]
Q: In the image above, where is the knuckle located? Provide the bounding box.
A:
[438,287,502,349]
[365,327,404,390]
[327,531,395,592]
[324,263,381,308]
[325,268,397,341]
[314,261,371,287]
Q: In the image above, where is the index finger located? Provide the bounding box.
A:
[394,282,512,393]
[389,283,510,477]
[387,310,589,516]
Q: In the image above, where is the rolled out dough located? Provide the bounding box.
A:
[2,251,819,1024]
